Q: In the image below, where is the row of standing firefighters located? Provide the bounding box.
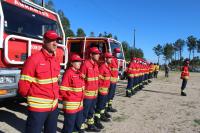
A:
[18,30,126,133]
[125,59,159,97]
[17,30,190,133]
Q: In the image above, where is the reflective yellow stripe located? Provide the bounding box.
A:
[20,75,58,84]
[110,77,118,82]
[99,75,110,80]
[81,123,88,130]
[27,96,58,109]
[111,68,118,71]
[108,100,113,105]
[87,118,94,125]
[99,87,109,93]
[128,68,137,71]
[63,101,83,110]
[85,90,98,97]
[100,109,105,114]
[128,74,135,77]
[60,86,83,92]
[86,77,98,81]
[183,76,189,79]
[94,113,101,118]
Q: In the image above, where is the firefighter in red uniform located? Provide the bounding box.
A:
[94,52,113,129]
[180,59,190,96]
[107,48,120,112]
[126,57,137,97]
[18,30,61,133]
[60,54,84,133]
[80,47,101,132]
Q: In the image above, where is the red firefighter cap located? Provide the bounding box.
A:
[114,48,121,53]
[44,30,62,40]
[184,58,190,64]
[89,47,101,54]
[70,54,83,62]
[131,57,137,61]
[104,52,113,58]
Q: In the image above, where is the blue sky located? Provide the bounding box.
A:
[53,0,200,63]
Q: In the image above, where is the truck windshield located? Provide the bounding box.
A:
[2,2,62,40]
[110,41,124,59]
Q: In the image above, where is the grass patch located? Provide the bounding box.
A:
[113,115,128,122]
[193,119,200,125]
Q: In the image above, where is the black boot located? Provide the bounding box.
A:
[104,111,111,118]
[126,90,132,97]
[94,116,104,129]
[107,106,117,113]
[131,89,136,95]
[181,91,187,96]
[86,124,101,132]
[100,113,111,122]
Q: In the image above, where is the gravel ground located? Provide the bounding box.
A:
[0,71,200,133]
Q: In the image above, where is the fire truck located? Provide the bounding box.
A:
[0,0,67,101]
[0,0,126,101]
[67,37,126,79]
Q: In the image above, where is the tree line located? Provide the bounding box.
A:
[153,36,200,66]
[32,0,144,61]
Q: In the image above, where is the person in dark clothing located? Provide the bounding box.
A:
[164,64,170,77]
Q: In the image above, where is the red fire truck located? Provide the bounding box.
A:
[0,0,126,101]
[67,37,126,79]
[0,0,67,101]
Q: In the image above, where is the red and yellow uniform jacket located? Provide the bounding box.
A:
[127,62,137,78]
[98,63,111,95]
[18,48,60,112]
[181,66,190,79]
[149,64,155,73]
[109,57,118,83]
[60,67,85,114]
[80,59,99,99]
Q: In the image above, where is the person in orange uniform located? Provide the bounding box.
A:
[107,48,120,112]
[94,52,113,129]
[180,59,190,96]
[18,30,61,133]
[80,47,101,132]
[60,54,84,133]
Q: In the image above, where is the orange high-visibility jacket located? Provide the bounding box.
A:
[181,66,190,79]
[109,57,118,83]
[98,63,111,96]
[18,49,60,112]
[60,67,85,113]
[80,59,99,99]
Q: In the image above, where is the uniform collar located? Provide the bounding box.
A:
[70,67,81,74]
[89,59,98,66]
[41,48,55,60]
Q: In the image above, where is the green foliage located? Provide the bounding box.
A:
[122,41,144,61]
[57,10,75,37]
[89,32,95,37]
[163,43,174,62]
[175,39,185,59]
[76,28,86,37]
[153,44,163,63]
[153,35,200,66]
[187,36,197,59]
[45,0,55,11]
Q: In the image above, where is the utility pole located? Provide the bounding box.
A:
[133,29,136,58]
